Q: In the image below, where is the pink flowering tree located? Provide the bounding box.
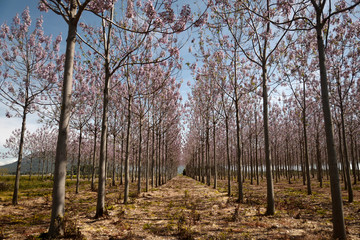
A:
[70,57,99,194]
[326,14,360,204]
[38,0,116,236]
[76,0,206,215]
[2,128,31,168]
[0,7,61,206]
[275,1,359,238]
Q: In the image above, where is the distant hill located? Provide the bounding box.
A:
[1,157,184,175]
[0,157,49,175]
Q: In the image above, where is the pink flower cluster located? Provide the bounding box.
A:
[172,5,191,32]
[126,0,135,18]
[159,0,175,24]
[144,0,157,20]
[88,0,117,13]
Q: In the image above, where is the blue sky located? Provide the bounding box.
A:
[0,0,195,166]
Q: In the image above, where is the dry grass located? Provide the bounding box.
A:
[0,175,359,239]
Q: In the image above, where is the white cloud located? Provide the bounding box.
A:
[0,157,17,166]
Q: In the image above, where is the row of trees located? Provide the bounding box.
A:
[184,1,359,240]
[0,0,208,237]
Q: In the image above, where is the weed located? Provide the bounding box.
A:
[64,217,86,240]
[168,200,175,208]
[129,191,139,199]
[177,211,187,232]
[175,210,196,239]
[30,213,48,225]
[106,205,115,211]
[0,228,7,239]
[184,190,189,198]
[25,235,38,240]
[166,221,176,231]
[217,232,230,240]
[231,204,241,222]
[0,182,11,192]
[316,208,327,216]
[143,223,153,230]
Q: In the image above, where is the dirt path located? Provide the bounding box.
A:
[80,175,230,239]
[79,175,353,240]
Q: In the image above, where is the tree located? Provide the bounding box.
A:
[274,1,360,238]
[0,7,61,205]
[38,0,115,236]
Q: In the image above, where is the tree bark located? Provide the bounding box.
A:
[96,7,114,217]
[213,118,217,189]
[48,14,78,236]
[91,126,97,191]
[124,94,132,204]
[262,63,274,215]
[146,118,150,192]
[76,127,82,194]
[112,133,116,187]
[338,82,353,202]
[137,113,143,195]
[12,104,27,205]
[95,66,110,217]
[314,7,346,238]
[302,80,312,195]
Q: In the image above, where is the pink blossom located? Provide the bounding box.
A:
[13,14,20,26]
[159,4,175,24]
[194,12,208,27]
[36,16,44,28]
[169,47,179,59]
[88,0,117,13]
[38,1,49,12]
[21,7,31,29]
[144,0,157,20]
[0,24,9,39]
[53,34,62,52]
[126,0,135,18]
[28,34,36,47]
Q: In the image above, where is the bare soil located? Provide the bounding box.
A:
[0,175,359,239]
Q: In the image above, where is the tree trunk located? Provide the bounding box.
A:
[158,127,161,186]
[91,127,97,191]
[95,7,114,217]
[206,121,211,186]
[12,105,28,205]
[316,126,323,188]
[151,113,155,188]
[314,12,346,239]
[350,134,356,185]
[213,119,217,189]
[262,63,274,215]
[137,114,143,195]
[146,119,150,192]
[120,132,124,185]
[29,155,33,181]
[95,68,110,217]
[302,80,312,195]
[255,111,259,185]
[76,127,82,194]
[112,133,116,187]
[49,16,78,237]
[338,83,353,202]
[201,138,205,184]
[124,95,132,204]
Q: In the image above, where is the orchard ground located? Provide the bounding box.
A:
[0,175,359,239]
